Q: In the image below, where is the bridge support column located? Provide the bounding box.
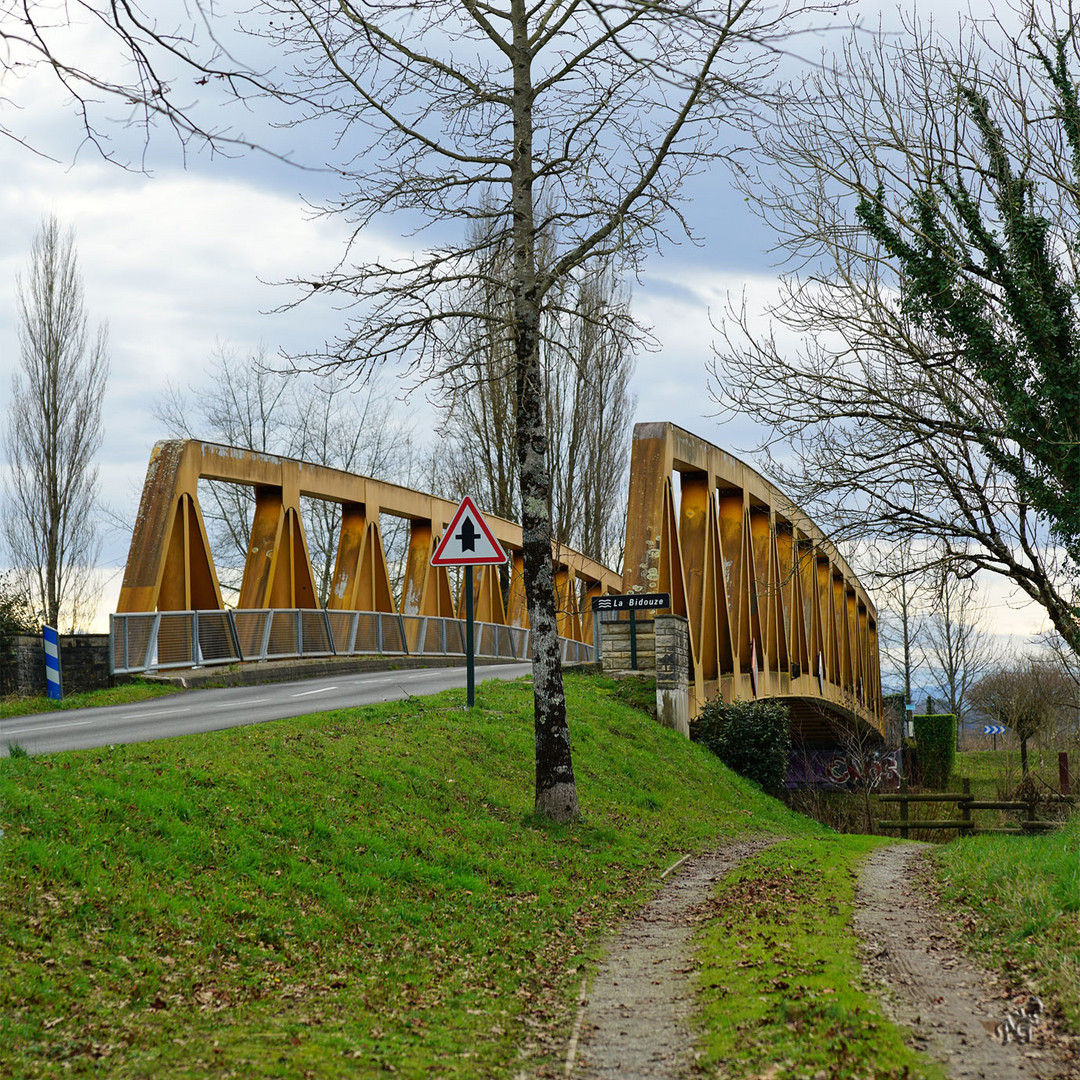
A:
[655,614,691,737]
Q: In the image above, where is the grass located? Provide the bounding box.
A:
[695,837,945,1080]
[952,748,1070,800]
[932,815,1080,1033]
[0,679,179,719]
[4,670,1071,1078]
[1,672,814,1079]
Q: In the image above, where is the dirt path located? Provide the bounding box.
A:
[856,843,1076,1080]
[562,839,1076,1080]
[568,840,774,1078]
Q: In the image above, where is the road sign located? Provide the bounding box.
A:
[43,625,63,701]
[983,724,1007,735]
[430,497,506,708]
[591,593,670,612]
[430,497,508,566]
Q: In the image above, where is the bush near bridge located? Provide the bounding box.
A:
[690,697,792,797]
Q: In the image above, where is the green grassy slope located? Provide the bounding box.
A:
[1,672,811,1078]
[933,817,1080,1032]
[1,679,179,719]
[6,673,1057,1079]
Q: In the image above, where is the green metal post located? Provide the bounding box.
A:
[465,564,475,707]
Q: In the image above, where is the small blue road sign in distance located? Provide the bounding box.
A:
[983,724,1007,735]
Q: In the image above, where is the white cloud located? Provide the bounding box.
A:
[0,0,1060,644]
[0,156,408,583]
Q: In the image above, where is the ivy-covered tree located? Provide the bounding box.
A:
[855,54,1080,569]
[711,5,1080,657]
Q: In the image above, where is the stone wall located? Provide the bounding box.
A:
[599,617,656,675]
[2,634,113,697]
[598,613,691,737]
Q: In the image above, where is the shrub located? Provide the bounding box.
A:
[690,698,791,797]
[912,714,956,789]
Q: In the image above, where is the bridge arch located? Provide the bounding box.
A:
[116,431,883,741]
[622,423,883,738]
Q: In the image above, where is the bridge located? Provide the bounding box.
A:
[622,424,882,740]
[114,425,883,739]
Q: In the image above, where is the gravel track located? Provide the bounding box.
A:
[855,843,1076,1080]
[568,840,775,1078]
[559,839,1076,1080]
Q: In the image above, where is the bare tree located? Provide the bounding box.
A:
[437,219,637,568]
[546,264,638,566]
[2,215,109,631]
[7,0,829,819]
[864,538,930,709]
[155,343,412,604]
[923,567,1002,736]
[709,3,1080,658]
[435,221,532,528]
[970,659,1073,776]
[1029,632,1080,745]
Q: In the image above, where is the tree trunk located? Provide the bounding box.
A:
[518,353,579,821]
[510,0,578,821]
[1020,735,1029,777]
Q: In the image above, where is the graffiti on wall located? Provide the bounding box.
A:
[788,749,901,791]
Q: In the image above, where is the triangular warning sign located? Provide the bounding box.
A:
[431,496,508,566]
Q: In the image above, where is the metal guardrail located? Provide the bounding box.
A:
[110,609,593,675]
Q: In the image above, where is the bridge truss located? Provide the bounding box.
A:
[117,440,622,643]
[116,431,882,739]
[622,423,883,738]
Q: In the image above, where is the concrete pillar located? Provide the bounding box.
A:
[654,614,691,737]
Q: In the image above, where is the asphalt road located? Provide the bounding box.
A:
[0,662,533,757]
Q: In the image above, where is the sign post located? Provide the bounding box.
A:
[430,496,508,707]
[590,594,670,672]
[43,625,63,702]
[983,723,1007,750]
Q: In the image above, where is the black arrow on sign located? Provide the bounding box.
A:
[456,517,479,552]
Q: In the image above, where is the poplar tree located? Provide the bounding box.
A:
[3,216,109,631]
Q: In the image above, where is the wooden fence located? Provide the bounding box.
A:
[879,778,1076,839]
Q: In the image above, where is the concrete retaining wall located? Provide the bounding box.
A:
[654,614,690,736]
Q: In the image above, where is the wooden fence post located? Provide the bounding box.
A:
[899,778,909,841]
[960,778,972,836]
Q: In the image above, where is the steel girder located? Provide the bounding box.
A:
[622,423,884,736]
[118,440,622,643]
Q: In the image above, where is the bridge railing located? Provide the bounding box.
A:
[110,609,592,675]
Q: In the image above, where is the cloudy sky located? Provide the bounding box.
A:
[0,0,1049,646]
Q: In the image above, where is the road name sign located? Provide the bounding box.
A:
[591,593,670,612]
[430,497,508,567]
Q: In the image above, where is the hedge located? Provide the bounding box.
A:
[690,698,791,797]
[912,713,956,789]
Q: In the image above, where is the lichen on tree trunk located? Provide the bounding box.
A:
[509,0,579,822]
[515,327,580,822]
